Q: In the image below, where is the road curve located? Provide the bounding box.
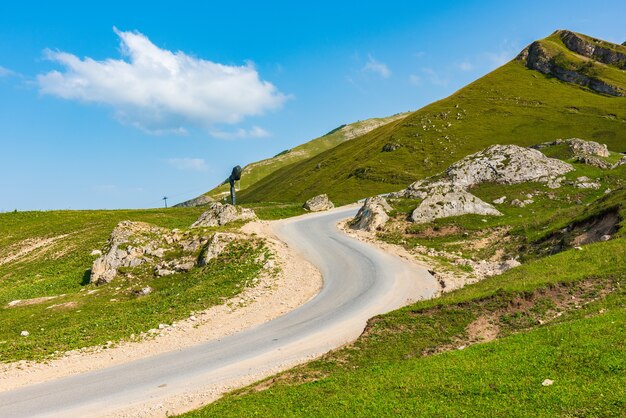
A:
[0,205,438,417]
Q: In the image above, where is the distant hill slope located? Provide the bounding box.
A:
[239,30,626,205]
[178,113,410,206]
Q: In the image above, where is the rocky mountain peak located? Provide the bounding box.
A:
[517,30,626,97]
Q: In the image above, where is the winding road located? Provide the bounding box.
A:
[0,206,438,417]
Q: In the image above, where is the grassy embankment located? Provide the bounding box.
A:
[0,207,272,362]
[183,186,626,416]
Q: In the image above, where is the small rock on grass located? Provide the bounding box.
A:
[542,379,554,386]
[20,330,29,337]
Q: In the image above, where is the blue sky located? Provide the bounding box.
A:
[1,0,625,211]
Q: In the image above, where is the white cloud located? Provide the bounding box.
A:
[483,51,514,67]
[362,55,391,78]
[210,125,270,140]
[408,74,422,86]
[459,60,473,71]
[422,68,448,86]
[166,158,209,172]
[0,65,15,77]
[37,28,287,134]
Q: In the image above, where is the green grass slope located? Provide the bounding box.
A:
[196,113,410,201]
[0,208,269,361]
[239,31,626,205]
[183,188,626,416]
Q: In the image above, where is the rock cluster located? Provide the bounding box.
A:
[350,196,392,232]
[90,221,241,285]
[90,221,170,285]
[393,145,573,224]
[191,202,256,227]
[533,138,610,158]
[303,194,334,212]
[411,186,502,224]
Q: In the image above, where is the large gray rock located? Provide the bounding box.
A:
[191,202,256,227]
[410,186,502,224]
[350,196,392,232]
[303,194,334,212]
[565,138,609,157]
[445,145,574,188]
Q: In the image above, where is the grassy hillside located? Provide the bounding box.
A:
[193,113,410,202]
[0,208,269,362]
[239,32,626,205]
[183,159,626,417]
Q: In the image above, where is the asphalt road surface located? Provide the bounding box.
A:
[0,205,438,417]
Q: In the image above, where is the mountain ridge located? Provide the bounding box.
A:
[235,29,626,205]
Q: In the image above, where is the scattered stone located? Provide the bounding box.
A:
[511,198,534,208]
[600,235,612,242]
[303,194,334,212]
[612,155,626,169]
[542,379,554,386]
[191,202,256,227]
[574,176,601,189]
[493,196,507,204]
[133,286,153,296]
[90,249,102,256]
[20,331,29,337]
[350,196,392,232]
[382,143,401,152]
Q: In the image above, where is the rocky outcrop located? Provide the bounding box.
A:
[410,186,502,224]
[90,221,241,284]
[303,194,334,212]
[533,138,609,157]
[565,138,610,157]
[444,145,573,187]
[558,30,626,69]
[350,196,392,232]
[517,37,626,97]
[393,144,574,224]
[533,138,614,169]
[191,202,256,227]
[90,221,170,285]
[573,176,601,189]
[174,195,214,208]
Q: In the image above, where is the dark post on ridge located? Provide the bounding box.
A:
[229,165,242,205]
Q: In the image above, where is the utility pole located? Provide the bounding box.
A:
[162,196,168,208]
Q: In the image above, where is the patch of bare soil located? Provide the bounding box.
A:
[572,210,620,246]
[0,234,70,266]
[6,296,59,308]
[424,277,617,356]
